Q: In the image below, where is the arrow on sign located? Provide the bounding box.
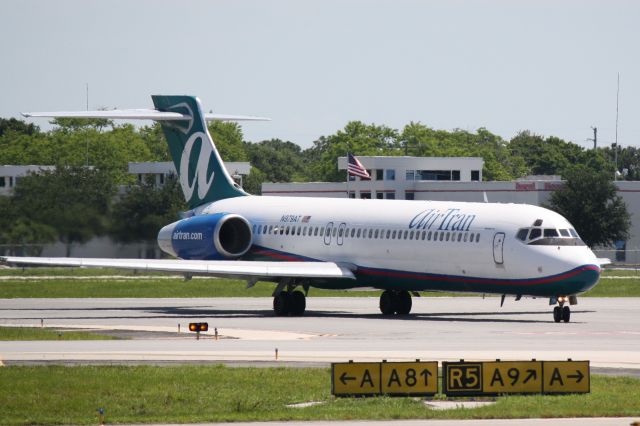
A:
[523,369,537,383]
[567,370,584,383]
[340,372,356,385]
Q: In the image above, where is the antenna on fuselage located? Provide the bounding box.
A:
[483,192,488,203]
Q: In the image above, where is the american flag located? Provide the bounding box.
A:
[347,153,371,180]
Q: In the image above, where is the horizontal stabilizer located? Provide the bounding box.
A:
[0,257,355,280]
[22,110,270,122]
[597,258,611,266]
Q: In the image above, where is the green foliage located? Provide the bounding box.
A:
[208,121,248,161]
[307,121,399,181]
[400,124,527,180]
[138,123,171,161]
[0,118,39,137]
[243,167,267,195]
[508,131,615,179]
[110,175,186,243]
[546,165,631,247]
[600,145,640,180]
[0,196,57,255]
[11,167,116,254]
[50,117,114,132]
[0,124,157,184]
[0,327,117,341]
[246,139,308,183]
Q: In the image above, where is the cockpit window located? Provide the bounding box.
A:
[516,229,528,241]
[516,225,584,246]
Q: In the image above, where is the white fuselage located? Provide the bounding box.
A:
[188,196,600,296]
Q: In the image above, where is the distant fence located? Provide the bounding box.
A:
[0,240,163,259]
[591,249,640,268]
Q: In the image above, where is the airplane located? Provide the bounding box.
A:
[1,95,605,323]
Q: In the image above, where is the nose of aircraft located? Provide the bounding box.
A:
[566,249,601,294]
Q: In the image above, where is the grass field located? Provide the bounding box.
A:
[0,365,638,425]
[0,267,638,298]
[0,327,117,341]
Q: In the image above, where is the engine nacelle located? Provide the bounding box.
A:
[157,213,253,260]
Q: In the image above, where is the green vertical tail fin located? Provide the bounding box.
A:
[152,95,247,209]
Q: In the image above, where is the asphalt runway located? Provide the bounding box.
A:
[0,296,639,369]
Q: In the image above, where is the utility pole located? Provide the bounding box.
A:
[85,83,89,167]
[587,126,597,149]
[614,73,620,180]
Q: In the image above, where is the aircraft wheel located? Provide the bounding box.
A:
[379,291,395,315]
[290,290,306,316]
[553,306,562,323]
[562,306,571,323]
[273,291,290,316]
[395,290,412,315]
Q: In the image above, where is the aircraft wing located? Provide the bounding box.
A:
[0,256,355,280]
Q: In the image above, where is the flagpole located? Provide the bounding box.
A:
[346,153,350,199]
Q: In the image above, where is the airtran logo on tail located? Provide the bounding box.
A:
[409,208,476,231]
[179,132,215,201]
[167,102,216,203]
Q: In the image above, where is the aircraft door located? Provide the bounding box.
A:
[337,222,346,246]
[324,222,334,245]
[493,232,505,264]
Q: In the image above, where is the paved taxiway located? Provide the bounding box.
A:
[0,297,639,369]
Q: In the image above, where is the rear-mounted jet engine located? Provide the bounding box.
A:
[157,213,252,260]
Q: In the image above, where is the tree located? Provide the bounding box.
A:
[0,196,56,255]
[109,175,186,243]
[246,139,308,184]
[305,121,399,182]
[546,165,630,247]
[208,121,247,161]
[242,167,267,195]
[400,124,526,181]
[0,118,39,137]
[50,117,114,132]
[11,167,116,255]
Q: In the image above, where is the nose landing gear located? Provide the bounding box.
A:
[551,296,575,323]
[553,305,570,323]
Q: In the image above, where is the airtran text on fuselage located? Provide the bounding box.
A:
[409,208,476,232]
[173,231,204,241]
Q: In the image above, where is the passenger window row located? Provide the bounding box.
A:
[250,224,481,244]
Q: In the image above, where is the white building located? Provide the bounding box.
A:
[264,156,484,200]
[0,165,55,196]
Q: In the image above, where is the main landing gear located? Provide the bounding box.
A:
[379,290,412,315]
[272,280,307,316]
[273,290,306,316]
[551,295,576,323]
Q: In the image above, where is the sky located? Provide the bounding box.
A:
[1,0,639,149]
